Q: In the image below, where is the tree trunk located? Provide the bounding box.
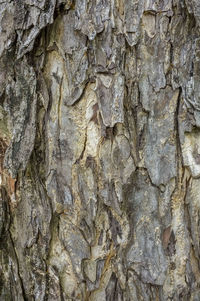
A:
[0,1,200,300]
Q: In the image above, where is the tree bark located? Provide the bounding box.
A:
[0,0,200,300]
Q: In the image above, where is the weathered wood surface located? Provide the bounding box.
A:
[0,1,200,300]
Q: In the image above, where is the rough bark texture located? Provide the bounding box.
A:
[1,1,200,300]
